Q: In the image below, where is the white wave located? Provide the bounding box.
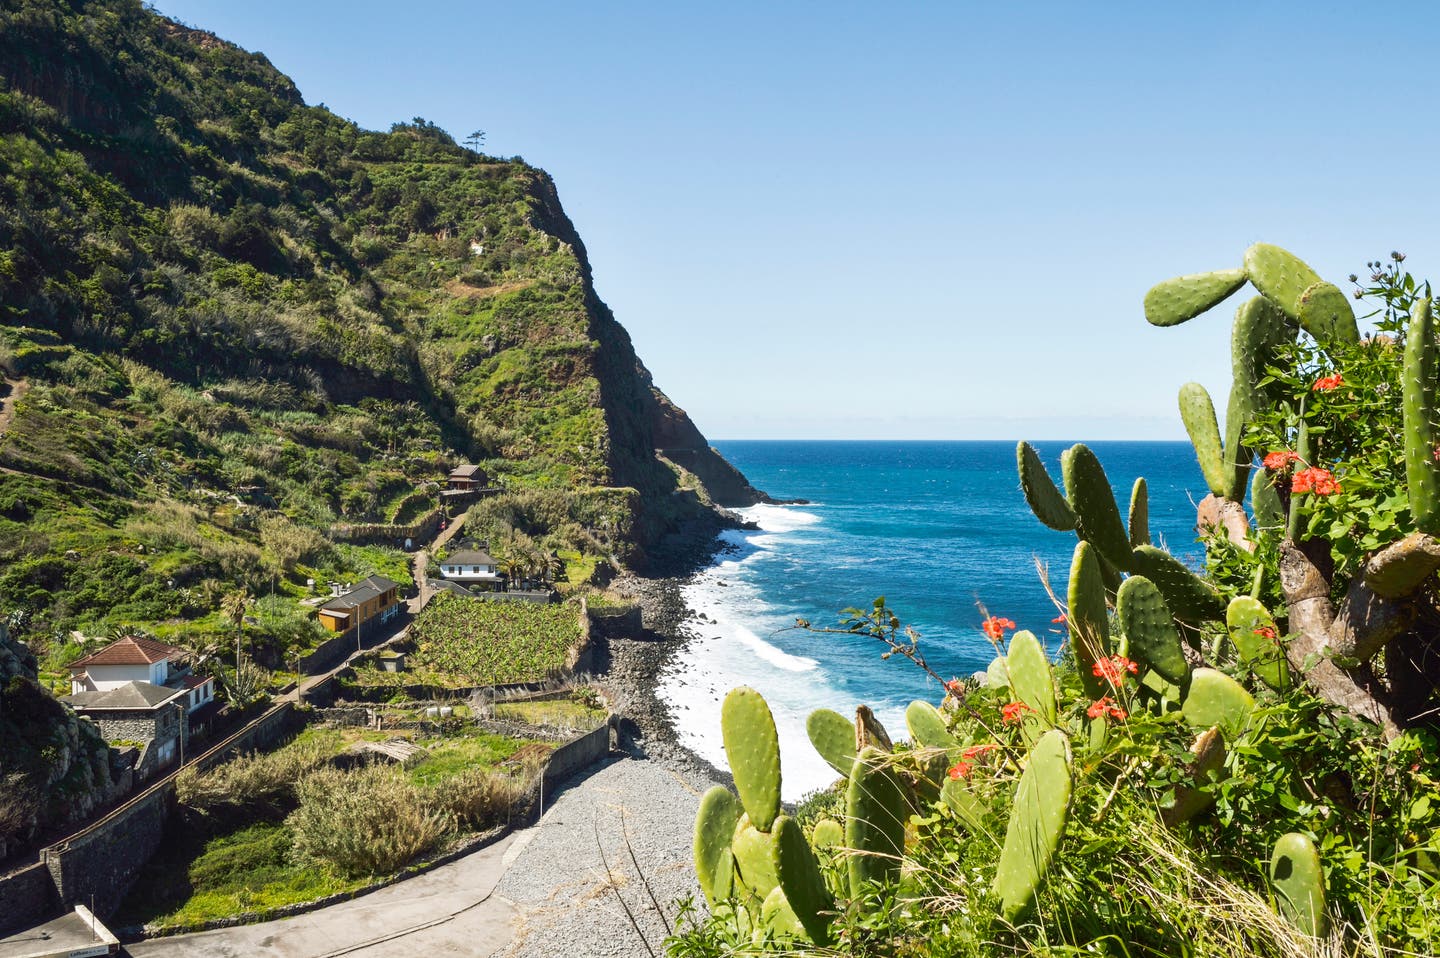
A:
[737,503,823,533]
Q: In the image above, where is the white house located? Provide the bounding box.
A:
[440,548,502,588]
[68,635,216,713]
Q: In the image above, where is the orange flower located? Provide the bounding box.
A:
[1086,696,1127,721]
[948,760,973,780]
[961,743,998,760]
[1254,625,1276,640]
[1292,467,1340,495]
[1313,373,1344,391]
[981,616,1017,640]
[1001,701,1033,724]
[944,677,964,696]
[1263,450,1300,471]
[1051,613,1068,625]
[1091,655,1138,685]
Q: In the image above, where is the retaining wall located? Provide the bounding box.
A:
[541,716,615,791]
[0,861,60,936]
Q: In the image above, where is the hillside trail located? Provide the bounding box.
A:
[0,377,26,435]
[409,512,466,612]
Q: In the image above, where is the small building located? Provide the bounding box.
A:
[317,575,402,633]
[439,548,502,589]
[65,635,217,775]
[447,464,488,491]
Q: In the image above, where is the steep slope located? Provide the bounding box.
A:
[0,0,763,655]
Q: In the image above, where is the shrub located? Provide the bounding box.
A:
[176,735,330,813]
[429,764,535,828]
[288,765,452,877]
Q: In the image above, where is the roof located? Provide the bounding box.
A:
[69,635,183,670]
[358,574,399,592]
[180,674,212,690]
[446,549,497,566]
[320,575,399,611]
[450,464,484,478]
[67,680,187,711]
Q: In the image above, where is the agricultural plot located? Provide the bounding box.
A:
[405,593,582,686]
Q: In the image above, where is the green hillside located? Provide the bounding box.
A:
[0,0,762,661]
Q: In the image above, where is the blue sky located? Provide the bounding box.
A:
[153,1,1440,440]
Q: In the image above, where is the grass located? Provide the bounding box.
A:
[492,696,606,732]
[114,821,367,930]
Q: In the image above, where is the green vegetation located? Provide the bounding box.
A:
[400,593,582,686]
[670,249,1440,957]
[492,694,606,732]
[0,0,737,691]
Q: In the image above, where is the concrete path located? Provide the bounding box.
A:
[410,513,466,612]
[125,832,525,958]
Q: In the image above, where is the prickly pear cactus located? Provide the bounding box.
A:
[1143,268,1248,327]
[1068,541,1112,698]
[1251,468,1285,532]
[1179,381,1229,498]
[1404,297,1440,534]
[1128,545,1224,624]
[984,655,1010,689]
[722,687,782,831]
[993,729,1073,922]
[1226,295,1295,498]
[846,746,907,898]
[1226,596,1290,690]
[1006,629,1058,736]
[1243,243,1323,321]
[1062,444,1134,570]
[806,708,856,778]
[772,814,834,945]
[810,818,843,849]
[1181,668,1254,738]
[905,700,957,749]
[732,815,781,899]
[1270,832,1328,938]
[1297,280,1359,347]
[941,777,989,834]
[1017,441,1077,531]
[694,786,742,906]
[1128,477,1150,547]
[759,885,806,940]
[1118,575,1189,685]
[856,705,894,752]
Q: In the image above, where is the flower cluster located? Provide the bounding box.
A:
[1312,372,1344,392]
[1000,701,1033,724]
[947,743,998,780]
[1292,467,1341,495]
[1091,655,1138,685]
[1262,449,1300,471]
[1086,695,1127,721]
[1254,625,1277,640]
[981,616,1017,640]
[944,677,965,697]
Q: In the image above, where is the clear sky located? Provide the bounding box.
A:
[152,1,1440,440]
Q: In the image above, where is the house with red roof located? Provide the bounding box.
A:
[65,635,217,776]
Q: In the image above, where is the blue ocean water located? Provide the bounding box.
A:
[655,440,1206,799]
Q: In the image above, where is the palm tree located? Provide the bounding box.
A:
[220,590,252,672]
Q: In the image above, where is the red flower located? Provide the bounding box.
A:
[944,677,964,696]
[1291,467,1340,496]
[948,760,973,780]
[1091,655,1139,685]
[981,616,1017,640]
[961,743,997,760]
[1253,625,1277,640]
[1263,450,1300,471]
[1001,701,1033,724]
[1312,373,1344,392]
[1051,613,1068,625]
[1086,696,1127,721]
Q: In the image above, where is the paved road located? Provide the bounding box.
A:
[125,833,524,958]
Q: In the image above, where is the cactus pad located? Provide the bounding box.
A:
[1182,668,1254,738]
[1128,477,1150,547]
[984,655,1010,689]
[1062,444,1134,569]
[1117,575,1189,685]
[993,729,1073,922]
[1226,295,1295,499]
[810,818,843,849]
[760,886,806,940]
[1143,268,1248,327]
[941,777,988,833]
[1243,243,1322,319]
[1251,468,1284,532]
[772,814,834,945]
[1404,297,1440,534]
[1067,541,1112,698]
[1226,596,1290,690]
[722,687,782,831]
[1297,280,1359,346]
[845,746,907,898]
[732,815,781,899]
[1006,629,1058,729]
[806,708,856,778]
[1179,382,1229,497]
[694,786,741,906]
[1270,832,1327,938]
[905,700,957,749]
[1017,441,1077,531]
[1128,545,1224,623]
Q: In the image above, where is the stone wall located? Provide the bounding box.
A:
[586,603,643,640]
[541,716,615,791]
[0,861,60,936]
[43,781,171,918]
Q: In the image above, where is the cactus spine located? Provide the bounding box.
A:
[993,729,1073,921]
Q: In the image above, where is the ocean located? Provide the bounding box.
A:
[655,440,1206,800]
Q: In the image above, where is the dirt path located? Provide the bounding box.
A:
[408,513,466,613]
[0,378,26,436]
